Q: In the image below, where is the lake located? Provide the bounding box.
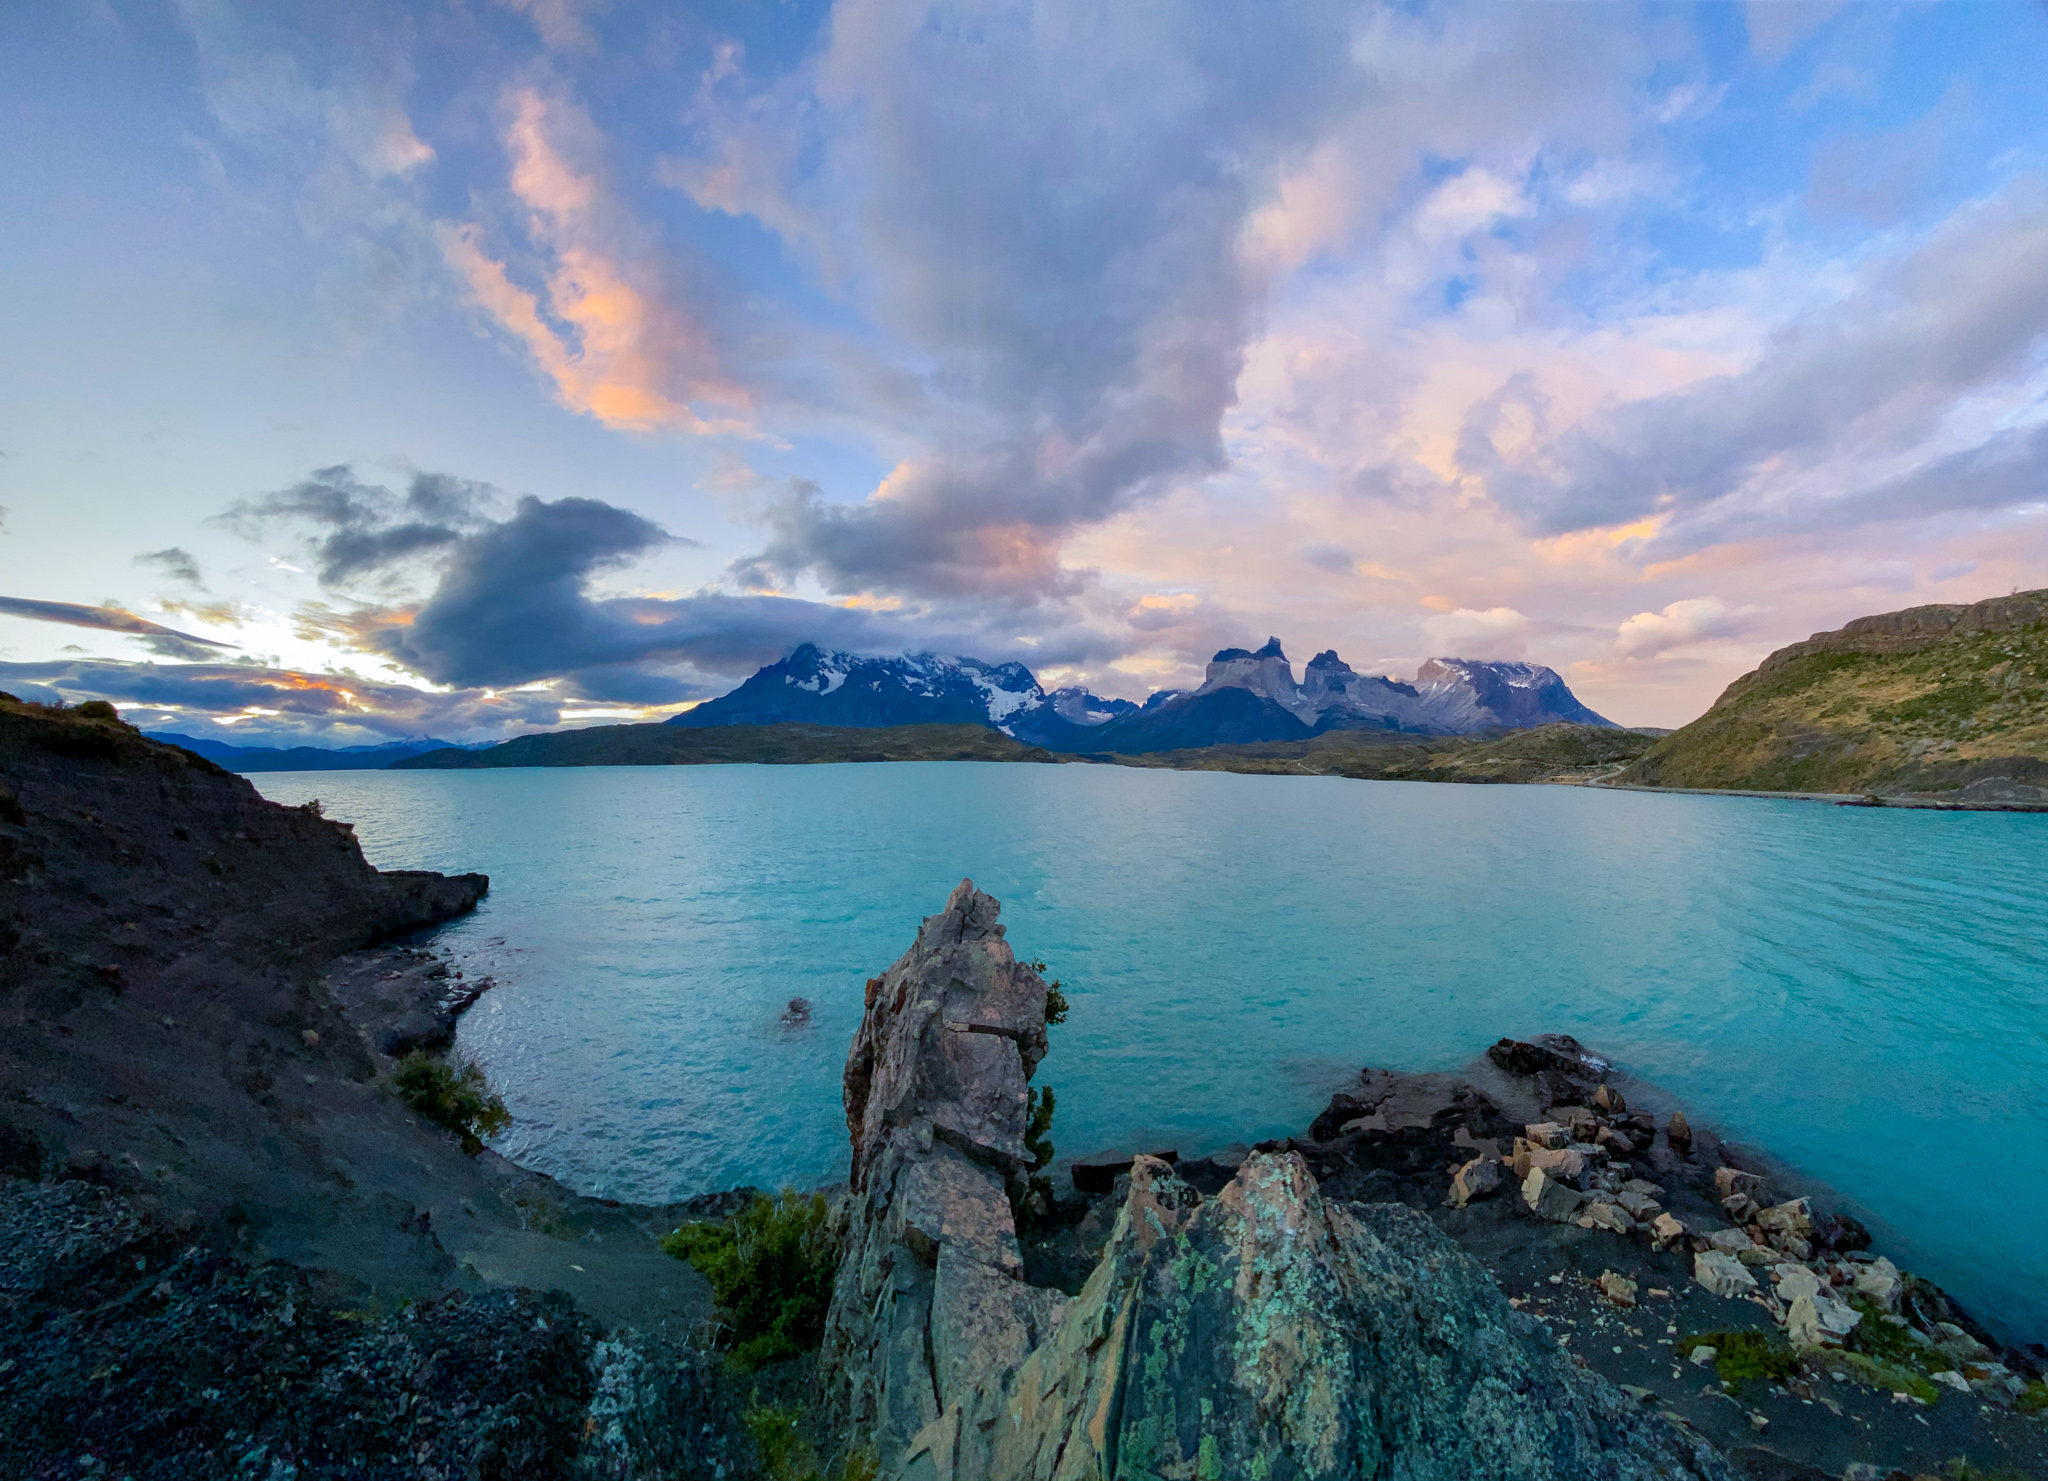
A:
[251,761,2048,1341]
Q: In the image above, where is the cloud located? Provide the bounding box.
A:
[135,547,206,589]
[688,1,1367,602]
[1419,606,1533,660]
[1612,597,1751,659]
[217,464,495,586]
[1300,543,1357,574]
[1469,178,2048,544]
[440,89,746,434]
[496,0,608,52]
[1745,0,1847,62]
[0,597,235,659]
[238,466,1096,690]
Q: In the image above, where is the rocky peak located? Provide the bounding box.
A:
[1198,636,1303,711]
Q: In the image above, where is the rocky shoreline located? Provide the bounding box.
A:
[3,702,2043,1479]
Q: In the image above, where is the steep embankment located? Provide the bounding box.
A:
[394,720,1053,769]
[0,699,737,1478]
[1618,589,2048,802]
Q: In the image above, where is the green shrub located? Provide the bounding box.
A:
[1025,958,1069,1026]
[74,700,119,721]
[2018,1379,2048,1415]
[742,1400,818,1481]
[392,1051,511,1150]
[661,1190,837,1370]
[1678,1329,1799,1389]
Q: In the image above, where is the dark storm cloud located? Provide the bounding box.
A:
[1467,180,2048,543]
[0,596,233,652]
[135,547,206,588]
[217,464,498,585]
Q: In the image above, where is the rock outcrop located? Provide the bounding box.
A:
[907,1151,1728,1481]
[824,885,1729,1479]
[819,879,1061,1463]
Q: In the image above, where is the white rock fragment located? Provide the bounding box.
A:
[1446,1157,1503,1208]
[1597,1271,1638,1307]
[1523,1167,1585,1224]
[1694,1250,1759,1299]
[1852,1257,1902,1312]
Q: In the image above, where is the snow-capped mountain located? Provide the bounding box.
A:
[667,643,1129,744]
[1065,639,1615,751]
[670,638,1613,751]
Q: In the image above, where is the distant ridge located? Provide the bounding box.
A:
[1619,587,2048,804]
[666,638,1611,753]
[147,732,464,773]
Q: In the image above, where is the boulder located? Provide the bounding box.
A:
[1524,1121,1571,1150]
[1488,1037,1585,1078]
[902,1154,1729,1481]
[1616,1190,1661,1221]
[1578,1201,1634,1235]
[1447,1157,1503,1207]
[1785,1292,1861,1348]
[1772,1264,1822,1304]
[1756,1198,1814,1238]
[1705,1228,1755,1256]
[1650,1213,1689,1248]
[1694,1250,1760,1299]
[1599,1271,1639,1307]
[1713,1167,1764,1201]
[1597,1126,1638,1156]
[1594,1084,1627,1115]
[1523,1167,1586,1224]
[1528,1145,1590,1187]
[1852,1256,1902,1311]
[818,881,1057,1466]
[1665,1111,1692,1154]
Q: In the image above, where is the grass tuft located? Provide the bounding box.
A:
[1677,1329,1799,1390]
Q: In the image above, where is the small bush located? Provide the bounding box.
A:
[1026,958,1070,1026]
[661,1190,836,1370]
[2018,1379,2048,1415]
[743,1399,818,1481]
[392,1051,511,1150]
[74,700,119,721]
[1679,1329,1799,1389]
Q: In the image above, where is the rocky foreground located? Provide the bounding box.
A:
[3,700,2044,1479]
[821,882,2047,1480]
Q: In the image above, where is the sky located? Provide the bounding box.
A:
[3,0,2047,743]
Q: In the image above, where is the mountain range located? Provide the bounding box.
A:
[669,639,1612,753]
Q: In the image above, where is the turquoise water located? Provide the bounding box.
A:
[252,763,2048,1341]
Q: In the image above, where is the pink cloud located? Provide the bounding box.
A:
[441,89,748,436]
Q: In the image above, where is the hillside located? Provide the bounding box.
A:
[1617,589,2048,803]
[393,720,1054,768]
[1097,721,1657,784]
